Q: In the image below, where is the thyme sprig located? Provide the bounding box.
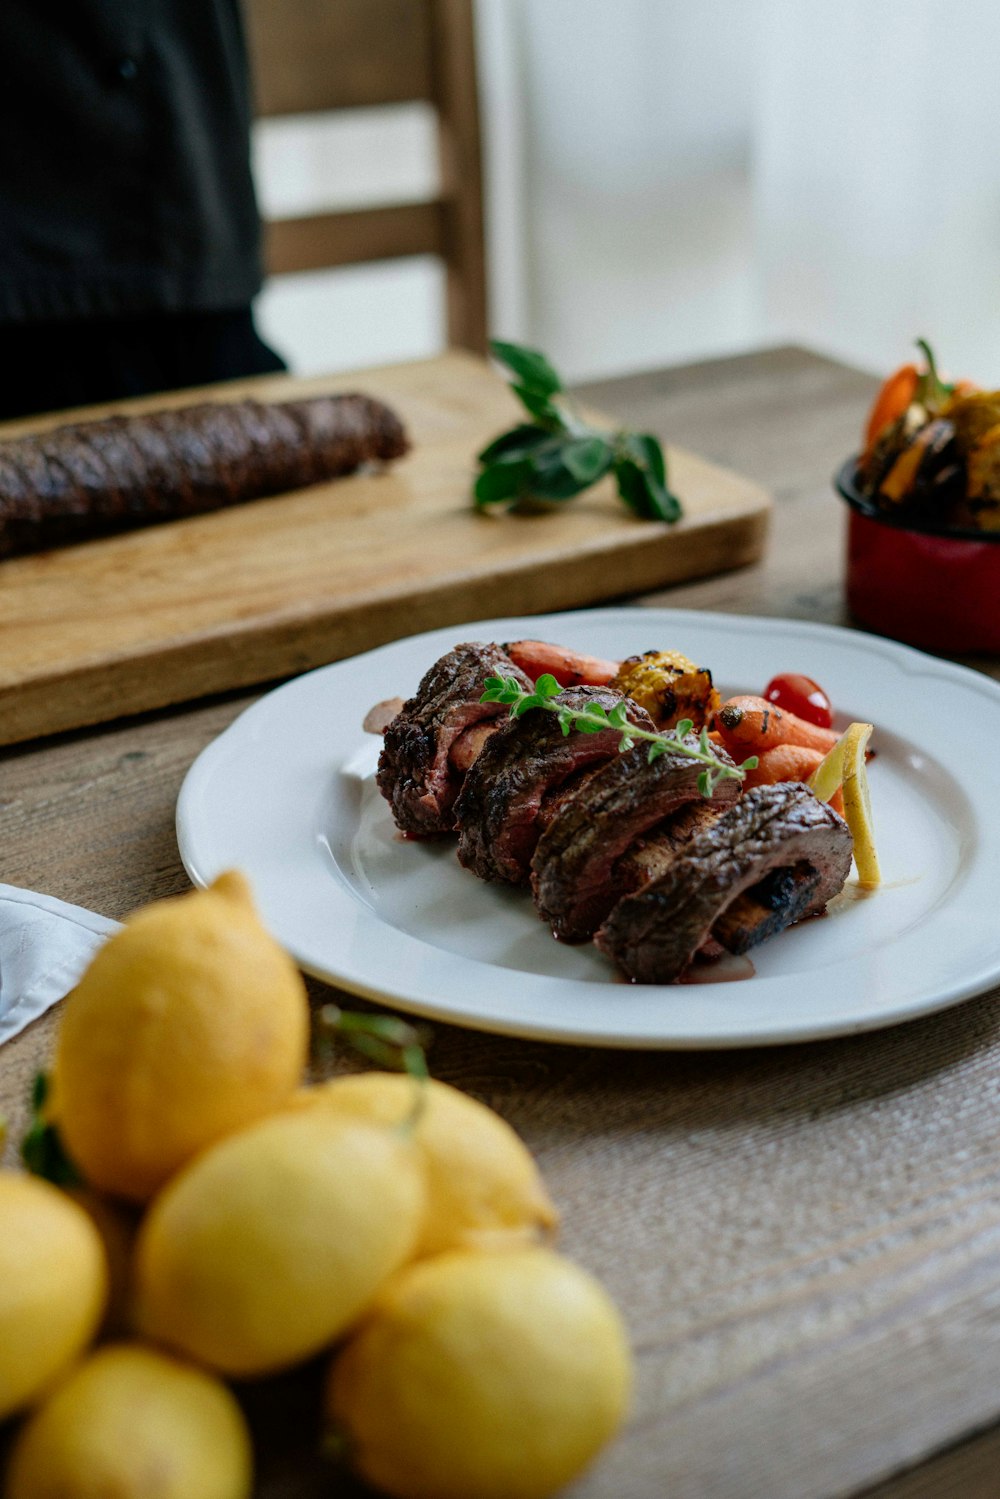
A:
[481,673,754,797]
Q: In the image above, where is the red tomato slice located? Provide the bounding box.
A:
[763,673,833,729]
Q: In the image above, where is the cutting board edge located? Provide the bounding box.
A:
[0,507,769,747]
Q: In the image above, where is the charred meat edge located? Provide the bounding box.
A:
[531,735,740,943]
[595,783,853,984]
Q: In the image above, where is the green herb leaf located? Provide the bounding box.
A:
[474,459,532,508]
[490,340,562,397]
[511,384,564,428]
[614,458,681,522]
[561,436,614,486]
[21,1073,80,1187]
[622,431,667,486]
[477,424,554,466]
[476,340,683,525]
[522,446,593,501]
[478,679,748,795]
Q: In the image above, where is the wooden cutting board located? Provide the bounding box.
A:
[0,350,770,746]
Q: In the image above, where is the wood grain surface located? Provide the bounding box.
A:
[2,346,1000,1499]
[0,351,769,748]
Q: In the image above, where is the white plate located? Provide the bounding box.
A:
[176,608,1000,1049]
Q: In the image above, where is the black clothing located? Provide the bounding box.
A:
[0,309,285,421]
[0,1,285,418]
[0,0,264,324]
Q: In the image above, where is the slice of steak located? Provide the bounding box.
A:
[617,801,723,889]
[621,804,738,962]
[711,862,822,954]
[595,783,852,983]
[455,687,655,886]
[531,736,740,943]
[376,642,532,835]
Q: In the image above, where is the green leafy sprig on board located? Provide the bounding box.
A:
[475,340,682,523]
[481,673,753,797]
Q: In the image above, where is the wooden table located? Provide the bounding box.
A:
[3,346,999,1499]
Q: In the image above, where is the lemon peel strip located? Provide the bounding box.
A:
[808,722,881,888]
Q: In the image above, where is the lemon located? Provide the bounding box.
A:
[291,1073,558,1256]
[50,871,309,1201]
[328,1248,633,1499]
[4,1343,252,1499]
[808,721,881,887]
[0,1172,107,1421]
[135,1110,425,1377]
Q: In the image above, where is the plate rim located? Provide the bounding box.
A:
[176,606,1000,1049]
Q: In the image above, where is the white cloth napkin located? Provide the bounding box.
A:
[0,885,120,1045]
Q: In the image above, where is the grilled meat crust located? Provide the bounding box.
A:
[0,394,408,558]
[530,735,740,943]
[376,642,531,836]
[455,686,656,886]
[595,783,852,983]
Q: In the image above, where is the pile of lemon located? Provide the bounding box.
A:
[0,873,631,1499]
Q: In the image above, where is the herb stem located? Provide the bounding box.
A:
[481,674,755,796]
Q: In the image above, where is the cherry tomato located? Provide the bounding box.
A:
[763,673,833,729]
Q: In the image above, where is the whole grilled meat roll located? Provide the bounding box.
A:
[0,393,408,558]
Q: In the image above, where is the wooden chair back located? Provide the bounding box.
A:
[245,0,487,353]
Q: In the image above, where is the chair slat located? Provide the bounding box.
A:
[248,0,487,352]
[265,202,446,277]
[246,0,434,116]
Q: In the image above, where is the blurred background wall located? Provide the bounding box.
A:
[252,0,1000,383]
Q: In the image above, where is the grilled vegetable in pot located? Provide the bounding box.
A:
[875,418,964,518]
[963,422,1000,530]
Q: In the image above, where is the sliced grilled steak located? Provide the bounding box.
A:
[617,801,722,888]
[531,736,740,942]
[455,687,655,885]
[376,642,531,836]
[596,783,852,983]
[711,863,822,954]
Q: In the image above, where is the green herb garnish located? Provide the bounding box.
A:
[475,340,682,523]
[481,673,753,796]
[316,1006,429,1080]
[20,1072,81,1187]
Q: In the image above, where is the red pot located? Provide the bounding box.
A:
[836,459,1000,653]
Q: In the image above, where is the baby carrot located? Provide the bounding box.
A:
[742,745,845,813]
[503,639,620,687]
[715,696,840,758]
[742,744,825,789]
